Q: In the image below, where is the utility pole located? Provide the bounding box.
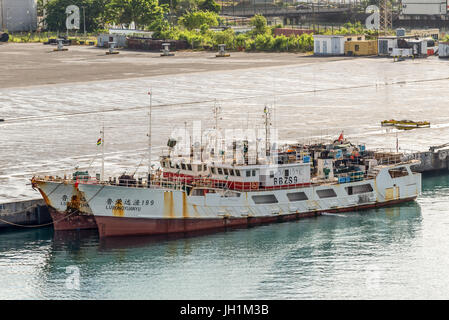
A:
[82,6,86,36]
[148,89,152,187]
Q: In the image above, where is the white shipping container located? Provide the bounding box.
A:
[402,0,447,15]
[438,42,449,57]
[313,35,345,56]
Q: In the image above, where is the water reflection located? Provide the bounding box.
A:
[5,173,449,299]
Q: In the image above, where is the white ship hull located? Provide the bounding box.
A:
[33,180,96,230]
[78,163,421,237]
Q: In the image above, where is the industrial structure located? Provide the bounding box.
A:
[0,0,37,32]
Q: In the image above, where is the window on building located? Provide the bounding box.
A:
[355,45,360,51]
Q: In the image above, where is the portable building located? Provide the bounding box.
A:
[313,35,345,56]
[439,42,449,58]
[97,34,128,48]
[378,36,399,56]
[407,39,428,57]
[344,40,378,56]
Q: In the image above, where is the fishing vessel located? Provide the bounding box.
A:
[31,171,97,230]
[30,126,106,231]
[381,119,430,130]
[75,105,422,238]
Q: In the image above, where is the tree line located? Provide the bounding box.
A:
[39,0,220,32]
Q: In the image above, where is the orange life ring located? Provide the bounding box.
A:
[251,182,259,190]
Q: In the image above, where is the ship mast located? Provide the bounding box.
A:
[213,101,221,159]
[148,89,152,186]
[264,105,271,157]
[101,123,104,182]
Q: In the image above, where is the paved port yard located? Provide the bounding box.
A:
[0,43,349,89]
[1,42,449,205]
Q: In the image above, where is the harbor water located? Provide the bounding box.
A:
[0,172,448,300]
[1,54,449,299]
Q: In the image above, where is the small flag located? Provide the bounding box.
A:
[337,132,344,142]
[97,138,102,146]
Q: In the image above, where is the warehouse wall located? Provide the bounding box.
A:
[0,0,37,32]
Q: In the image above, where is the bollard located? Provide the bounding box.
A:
[216,44,230,57]
[53,39,68,51]
[106,41,119,55]
[161,43,175,56]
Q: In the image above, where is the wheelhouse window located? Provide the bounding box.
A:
[388,167,409,178]
[346,184,373,195]
[187,164,192,171]
[181,163,186,170]
[223,169,229,176]
[235,170,241,176]
[230,169,235,176]
[246,170,251,177]
[211,167,216,174]
[284,169,289,177]
[317,189,337,198]
[252,170,256,176]
[217,168,223,175]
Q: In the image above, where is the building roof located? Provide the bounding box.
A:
[313,35,344,38]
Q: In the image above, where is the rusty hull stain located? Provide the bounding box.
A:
[112,199,125,217]
[182,192,189,218]
[164,191,174,218]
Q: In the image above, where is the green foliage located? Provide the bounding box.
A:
[105,0,166,29]
[249,14,268,36]
[213,28,235,49]
[44,0,109,32]
[178,10,219,30]
[198,0,220,13]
